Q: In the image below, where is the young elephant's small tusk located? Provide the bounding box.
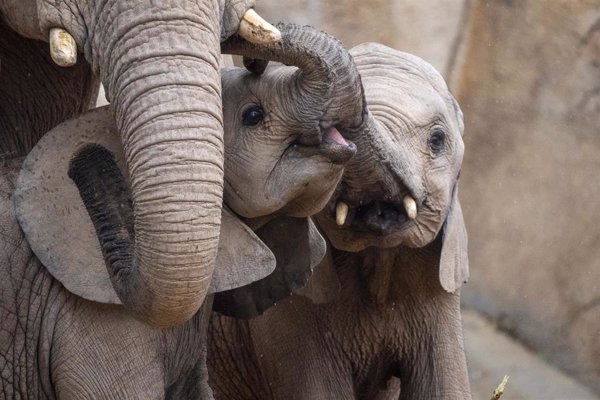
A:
[49,28,77,67]
[238,9,281,44]
[403,195,417,220]
[336,202,349,226]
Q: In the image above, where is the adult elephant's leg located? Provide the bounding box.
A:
[52,302,167,399]
[164,298,215,400]
[0,20,99,157]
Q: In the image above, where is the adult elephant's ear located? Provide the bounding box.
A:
[213,216,326,319]
[15,106,276,305]
[15,107,124,304]
[439,184,469,293]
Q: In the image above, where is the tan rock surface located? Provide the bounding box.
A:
[451,1,600,393]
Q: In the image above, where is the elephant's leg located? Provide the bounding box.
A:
[51,302,167,399]
[0,157,68,398]
[51,297,215,399]
[165,360,210,400]
[398,293,471,400]
[208,315,275,400]
[165,299,215,400]
[251,308,356,400]
[0,20,99,157]
[209,297,355,400]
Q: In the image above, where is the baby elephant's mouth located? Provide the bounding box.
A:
[294,127,356,164]
[331,196,417,234]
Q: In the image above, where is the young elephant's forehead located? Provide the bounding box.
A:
[221,67,251,99]
[364,74,449,127]
[352,43,453,126]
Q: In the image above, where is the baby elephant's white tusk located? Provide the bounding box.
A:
[238,9,281,44]
[403,195,417,220]
[336,202,349,226]
[49,28,77,67]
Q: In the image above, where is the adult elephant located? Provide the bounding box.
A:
[0,0,281,327]
[1,24,365,398]
[208,43,470,400]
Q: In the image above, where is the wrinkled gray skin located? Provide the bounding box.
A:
[212,29,366,317]
[0,19,100,156]
[208,43,471,400]
[220,24,364,220]
[1,0,258,327]
[0,24,364,398]
[222,64,354,219]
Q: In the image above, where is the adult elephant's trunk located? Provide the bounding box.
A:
[222,23,366,137]
[89,3,226,327]
[2,0,279,326]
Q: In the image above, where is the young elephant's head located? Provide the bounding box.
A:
[220,24,364,219]
[212,25,368,318]
[315,43,468,292]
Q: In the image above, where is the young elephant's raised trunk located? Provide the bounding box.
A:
[222,23,366,137]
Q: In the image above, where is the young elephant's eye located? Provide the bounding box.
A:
[428,129,446,153]
[242,105,264,126]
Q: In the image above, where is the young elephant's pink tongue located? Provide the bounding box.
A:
[325,127,349,146]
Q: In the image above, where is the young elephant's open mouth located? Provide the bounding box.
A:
[293,126,357,164]
[328,195,418,235]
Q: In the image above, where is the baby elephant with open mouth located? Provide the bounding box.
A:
[209,42,470,400]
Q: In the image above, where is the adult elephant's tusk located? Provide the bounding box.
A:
[49,28,77,67]
[403,195,417,220]
[238,9,281,44]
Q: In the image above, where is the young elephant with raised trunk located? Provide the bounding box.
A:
[208,43,470,400]
[0,24,363,399]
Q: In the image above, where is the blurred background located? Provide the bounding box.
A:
[98,1,600,398]
[256,0,600,398]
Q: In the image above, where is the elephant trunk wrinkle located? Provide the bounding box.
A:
[222,23,365,139]
[87,1,226,327]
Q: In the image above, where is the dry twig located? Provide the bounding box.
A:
[491,375,510,400]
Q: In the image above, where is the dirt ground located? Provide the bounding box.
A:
[463,309,598,400]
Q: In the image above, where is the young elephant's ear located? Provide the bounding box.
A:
[209,207,276,293]
[15,106,276,304]
[213,216,326,319]
[294,244,341,304]
[439,184,469,293]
